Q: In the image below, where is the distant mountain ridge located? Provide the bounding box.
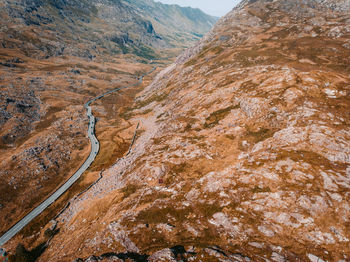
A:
[0,0,217,60]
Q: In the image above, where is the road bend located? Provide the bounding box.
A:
[0,66,156,247]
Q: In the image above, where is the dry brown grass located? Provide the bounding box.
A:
[204,105,240,128]
[0,52,158,244]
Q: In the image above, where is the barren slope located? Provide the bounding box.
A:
[0,0,216,248]
[4,0,350,261]
[0,0,217,60]
[0,51,156,235]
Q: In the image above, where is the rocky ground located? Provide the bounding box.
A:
[0,0,218,260]
[11,0,348,261]
[0,48,156,236]
[0,0,216,238]
[2,0,350,261]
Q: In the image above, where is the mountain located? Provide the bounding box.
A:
[13,0,349,261]
[0,0,217,248]
[125,0,218,46]
[0,0,217,59]
[4,0,350,261]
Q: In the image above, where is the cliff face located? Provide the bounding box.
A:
[4,0,350,261]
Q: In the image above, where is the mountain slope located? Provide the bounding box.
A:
[24,0,350,261]
[124,0,217,45]
[0,0,217,59]
[0,0,217,247]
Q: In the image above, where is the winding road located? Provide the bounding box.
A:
[0,66,156,247]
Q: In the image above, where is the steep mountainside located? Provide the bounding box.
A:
[0,0,217,246]
[17,0,350,261]
[0,0,217,59]
[123,0,217,46]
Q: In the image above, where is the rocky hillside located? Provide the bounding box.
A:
[17,0,350,261]
[0,0,216,244]
[0,0,217,60]
[124,0,218,47]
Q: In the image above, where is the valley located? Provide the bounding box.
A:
[0,0,216,260]
[1,0,350,261]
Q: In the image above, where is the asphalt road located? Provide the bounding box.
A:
[0,66,156,247]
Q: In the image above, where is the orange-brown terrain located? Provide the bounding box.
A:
[2,0,350,261]
[0,0,217,260]
[0,48,157,234]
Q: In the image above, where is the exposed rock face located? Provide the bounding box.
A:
[7,0,350,261]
